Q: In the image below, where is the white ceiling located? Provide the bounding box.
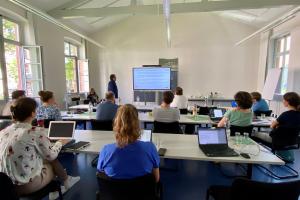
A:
[22,0,297,34]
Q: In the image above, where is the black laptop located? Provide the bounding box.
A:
[209,108,226,123]
[198,128,238,157]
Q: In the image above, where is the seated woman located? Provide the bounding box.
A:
[253,92,300,162]
[87,88,99,105]
[0,97,79,197]
[170,87,188,109]
[97,104,160,182]
[218,91,253,128]
[2,90,25,116]
[37,91,62,121]
[251,92,269,113]
[153,91,180,123]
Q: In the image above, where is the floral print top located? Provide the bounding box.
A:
[0,122,62,185]
[36,105,62,120]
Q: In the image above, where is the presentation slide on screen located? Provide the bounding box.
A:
[133,67,171,90]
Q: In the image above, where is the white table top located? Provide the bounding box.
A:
[62,111,213,125]
[72,130,284,165]
[69,104,156,111]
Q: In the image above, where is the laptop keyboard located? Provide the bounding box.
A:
[201,146,238,157]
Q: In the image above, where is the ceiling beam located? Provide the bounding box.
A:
[50,0,93,11]
[49,0,300,19]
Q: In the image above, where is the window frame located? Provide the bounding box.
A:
[65,55,79,93]
[268,34,291,97]
[0,15,23,101]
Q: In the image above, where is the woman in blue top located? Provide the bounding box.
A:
[251,92,269,113]
[97,104,160,182]
[36,91,62,121]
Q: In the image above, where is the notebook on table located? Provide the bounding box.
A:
[198,128,238,157]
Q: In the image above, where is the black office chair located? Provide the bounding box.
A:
[229,125,253,136]
[83,99,90,104]
[256,126,300,179]
[20,180,63,200]
[254,110,272,117]
[91,120,114,131]
[0,119,12,130]
[0,172,18,200]
[44,119,55,128]
[198,107,212,115]
[153,121,182,134]
[71,97,80,105]
[96,172,162,200]
[0,172,63,200]
[91,120,114,167]
[206,178,300,200]
[179,109,188,114]
[0,115,12,120]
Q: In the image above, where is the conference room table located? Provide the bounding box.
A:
[68,130,284,179]
[69,104,154,112]
[61,112,214,128]
[61,111,274,129]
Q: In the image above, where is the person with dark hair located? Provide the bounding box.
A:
[97,104,159,182]
[96,91,119,121]
[108,74,118,99]
[251,92,269,112]
[270,92,300,129]
[153,91,180,123]
[37,91,61,121]
[87,88,99,105]
[0,97,80,197]
[170,86,188,109]
[252,92,300,162]
[2,90,26,116]
[218,91,253,127]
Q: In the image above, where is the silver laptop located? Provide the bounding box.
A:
[48,121,76,140]
[140,129,152,142]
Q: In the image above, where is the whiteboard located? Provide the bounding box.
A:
[262,68,281,100]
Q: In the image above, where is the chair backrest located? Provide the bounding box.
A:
[0,172,18,200]
[44,119,55,129]
[229,125,253,136]
[153,121,181,134]
[231,178,300,200]
[91,120,113,131]
[0,120,12,131]
[270,126,300,150]
[0,115,12,120]
[83,99,90,104]
[97,173,158,200]
[179,109,188,115]
[254,110,272,117]
[198,107,210,115]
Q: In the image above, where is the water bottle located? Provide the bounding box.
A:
[137,96,140,102]
[89,102,93,113]
[235,132,241,145]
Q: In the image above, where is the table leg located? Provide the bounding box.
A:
[247,164,253,179]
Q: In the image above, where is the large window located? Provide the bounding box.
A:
[0,17,43,99]
[64,42,89,93]
[273,35,291,95]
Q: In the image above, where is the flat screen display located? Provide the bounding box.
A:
[133,67,171,90]
[198,128,227,145]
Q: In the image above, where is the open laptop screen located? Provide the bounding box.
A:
[213,109,223,118]
[48,121,75,139]
[198,128,227,145]
[140,129,152,142]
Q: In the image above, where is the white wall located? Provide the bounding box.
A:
[257,15,300,115]
[90,13,260,104]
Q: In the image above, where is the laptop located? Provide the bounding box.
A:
[140,129,152,142]
[198,128,238,157]
[48,121,76,140]
[209,108,226,122]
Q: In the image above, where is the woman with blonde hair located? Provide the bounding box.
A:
[97,104,160,182]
